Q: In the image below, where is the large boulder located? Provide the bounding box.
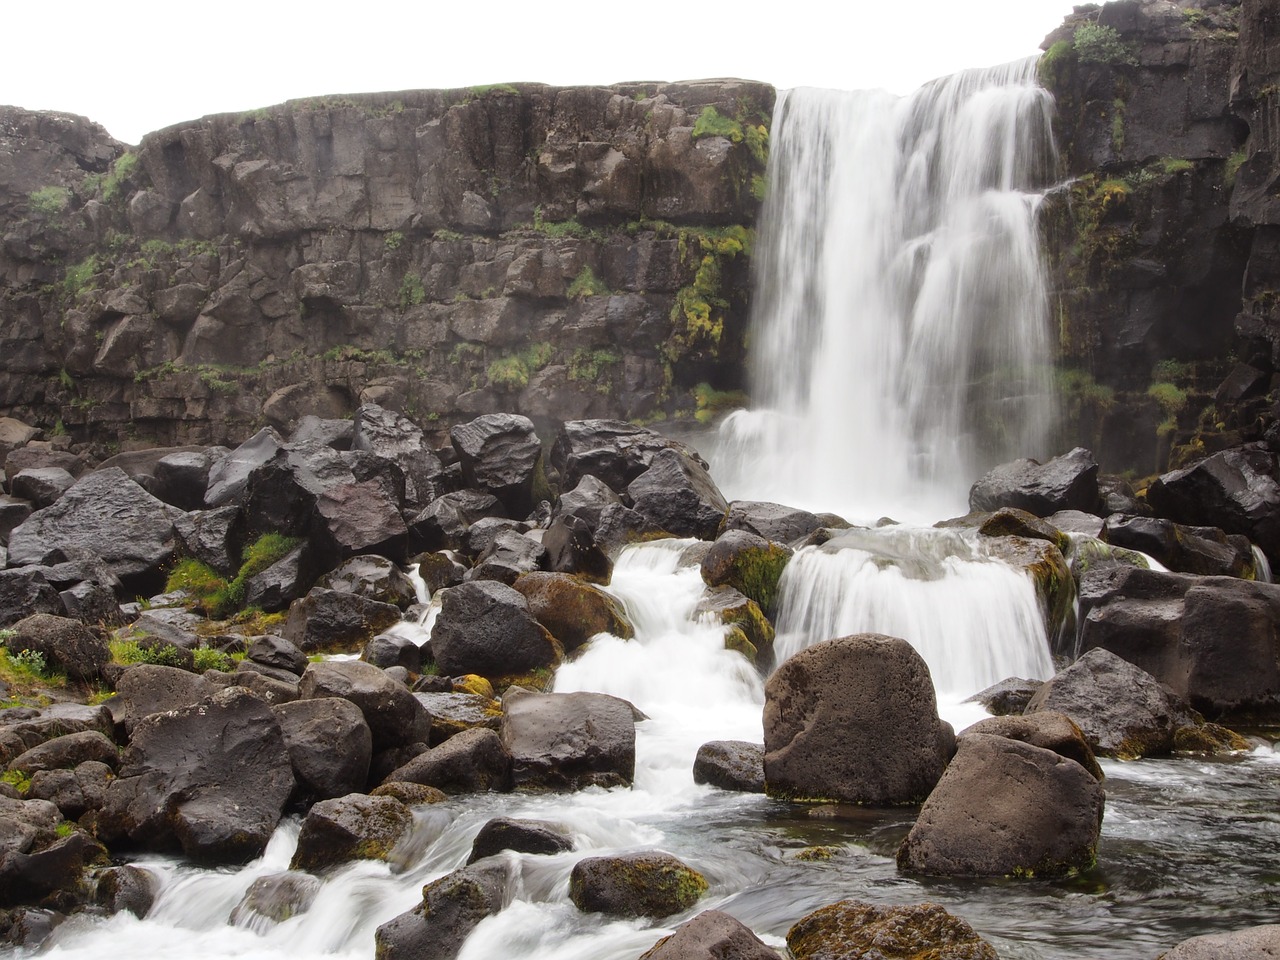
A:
[722,500,825,544]
[96,687,294,863]
[552,474,622,531]
[385,727,511,794]
[700,529,791,613]
[1101,515,1255,578]
[786,900,997,960]
[316,555,419,609]
[467,528,548,585]
[150,451,215,512]
[551,419,709,492]
[3,614,109,682]
[414,690,503,744]
[569,852,708,919]
[0,570,63,627]
[0,828,107,910]
[373,860,510,960]
[430,581,562,680]
[968,447,1099,517]
[639,910,780,960]
[351,403,446,511]
[466,817,573,864]
[896,734,1105,878]
[272,698,372,803]
[289,793,414,871]
[763,634,954,804]
[7,731,119,775]
[112,665,217,734]
[540,513,612,584]
[282,587,403,653]
[10,469,74,510]
[450,414,542,518]
[692,740,765,793]
[6,469,177,592]
[296,660,431,752]
[1157,924,1280,959]
[500,690,636,790]
[511,571,633,652]
[626,448,728,541]
[409,491,505,553]
[205,428,283,507]
[960,712,1102,781]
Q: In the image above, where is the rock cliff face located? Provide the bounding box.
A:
[0,82,772,448]
[1039,0,1280,477]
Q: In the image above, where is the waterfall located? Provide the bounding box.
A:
[716,59,1057,523]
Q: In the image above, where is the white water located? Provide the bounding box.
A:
[716,60,1056,523]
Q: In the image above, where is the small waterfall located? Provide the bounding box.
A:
[716,60,1057,523]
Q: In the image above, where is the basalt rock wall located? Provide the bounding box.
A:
[0,81,772,450]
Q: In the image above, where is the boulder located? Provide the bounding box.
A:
[501,690,636,790]
[1024,648,1178,759]
[27,761,112,821]
[94,864,156,919]
[296,660,431,752]
[968,447,1100,517]
[552,474,622,531]
[1157,924,1280,959]
[1102,515,1255,578]
[430,581,562,680]
[351,403,446,511]
[6,468,177,592]
[363,632,423,673]
[0,495,34,544]
[58,580,121,626]
[369,782,447,805]
[467,528,548,584]
[551,420,709,492]
[246,635,308,675]
[0,419,39,463]
[373,861,510,960]
[289,793,414,871]
[0,704,114,767]
[976,507,1068,548]
[897,734,1105,878]
[316,555,418,609]
[450,414,542,518]
[961,711,1102,780]
[639,910,780,960]
[150,451,215,512]
[10,469,74,509]
[414,691,503,744]
[96,687,293,862]
[722,500,824,544]
[569,851,708,919]
[229,872,320,929]
[205,428,283,507]
[171,505,241,576]
[512,571,633,652]
[693,587,775,665]
[692,740,765,792]
[700,530,791,613]
[3,614,110,682]
[3,447,84,485]
[763,634,954,804]
[540,513,612,584]
[113,665,216,734]
[0,829,107,909]
[0,570,63,627]
[282,587,403,653]
[786,900,997,960]
[272,697,372,803]
[413,551,468,595]
[627,448,728,541]
[466,817,573,864]
[963,677,1043,716]
[409,491,505,553]
[385,727,511,794]
[8,731,119,775]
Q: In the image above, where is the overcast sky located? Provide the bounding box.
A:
[4,0,1077,145]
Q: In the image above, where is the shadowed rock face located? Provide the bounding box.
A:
[0,82,772,449]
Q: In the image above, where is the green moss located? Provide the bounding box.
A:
[1110,99,1127,153]
[731,544,792,615]
[101,152,138,203]
[693,382,748,423]
[1073,23,1137,65]
[29,185,71,216]
[165,534,298,621]
[692,106,744,142]
[384,231,404,251]
[1037,39,1074,89]
[109,638,185,668]
[192,646,233,672]
[486,342,555,391]
[0,770,32,794]
[1148,381,1187,417]
[467,83,520,99]
[567,348,621,386]
[567,265,610,299]
[63,255,99,299]
[1157,157,1194,175]
[1225,150,1247,188]
[399,272,426,309]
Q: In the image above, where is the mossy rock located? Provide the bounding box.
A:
[288,794,414,872]
[1173,722,1251,754]
[977,508,1069,551]
[983,536,1074,640]
[722,626,758,662]
[452,674,496,699]
[512,572,634,653]
[569,851,708,919]
[695,586,774,666]
[787,899,997,960]
[369,781,448,805]
[700,530,792,615]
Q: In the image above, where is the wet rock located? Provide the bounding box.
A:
[58,580,121,626]
[722,500,824,544]
[205,428,283,507]
[0,495,34,545]
[94,864,156,919]
[1157,923,1280,958]
[282,587,402,653]
[242,544,316,613]
[627,448,728,541]
[369,781,448,805]
[786,899,997,960]
[3,448,84,486]
[1102,515,1255,578]
[296,660,431,753]
[692,740,765,792]
[700,529,792,614]
[450,414,542,518]
[3,614,110,682]
[317,554,418,609]
[551,420,708,492]
[639,909,780,960]
[466,817,573,863]
[97,687,294,863]
[552,474,622,531]
[229,872,320,929]
[693,586,775,665]
[289,793,414,871]
[897,734,1104,878]
[246,635,308,675]
[409,491,506,553]
[386,727,511,794]
[467,528,548,584]
[968,447,1100,518]
[963,677,1043,716]
[351,402,446,511]
[977,507,1068,548]
[273,697,372,803]
[763,634,954,804]
[0,705,115,767]
[961,711,1102,780]
[0,569,63,628]
[430,580,562,680]
[414,691,503,744]
[113,665,216,734]
[0,829,107,909]
[374,860,510,960]
[171,505,241,575]
[1025,648,1178,759]
[8,731,119,775]
[150,451,215,512]
[569,851,707,919]
[501,689,636,790]
[512,571,633,653]
[363,632,423,673]
[541,513,612,583]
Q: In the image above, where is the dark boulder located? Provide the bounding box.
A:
[763,634,954,804]
[3,448,84,486]
[786,899,997,960]
[113,665,216,734]
[692,740,764,793]
[150,451,215,512]
[639,910,780,960]
[722,500,824,544]
[551,420,708,492]
[96,687,293,863]
[512,571,633,653]
[205,428,283,508]
[430,581,561,680]
[317,554,418,609]
[976,507,1068,548]
[171,505,241,576]
[414,691,503,744]
[289,793,414,872]
[501,689,636,790]
[627,448,728,541]
[968,447,1100,517]
[413,551,468,595]
[10,469,74,510]
[552,474,622,531]
[700,530,791,613]
[0,829,106,909]
[569,852,707,919]
[363,632,423,673]
[693,586,775,665]
[8,731,119,775]
[467,529,548,585]
[961,711,1102,780]
[272,697,372,803]
[1102,515,1255,578]
[409,491,505,553]
[282,587,402,653]
[296,660,431,752]
[897,734,1105,878]
[450,414,542,518]
[3,614,109,682]
[0,495,34,545]
[94,864,156,919]
[963,677,1043,716]
[466,817,573,864]
[0,570,63,627]
[58,580,121,626]
[351,403,446,511]
[246,635,308,675]
[385,727,511,794]
[373,860,510,960]
[541,513,612,584]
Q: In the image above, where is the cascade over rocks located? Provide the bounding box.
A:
[763,634,954,804]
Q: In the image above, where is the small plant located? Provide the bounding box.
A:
[487,355,532,389]
[1148,381,1188,417]
[192,646,233,672]
[567,348,621,385]
[399,272,426,309]
[1073,23,1137,65]
[384,231,404,251]
[449,342,484,364]
[101,153,139,203]
[434,229,464,242]
[1111,98,1127,153]
[11,648,48,678]
[1152,358,1194,382]
[29,185,71,216]
[567,266,610,299]
[466,83,520,99]
[531,206,592,239]
[0,770,31,794]
[1158,157,1194,175]
[62,255,99,299]
[109,639,186,668]
[1225,150,1248,188]
[1037,40,1074,88]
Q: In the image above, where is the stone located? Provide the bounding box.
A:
[0,495,34,545]
[363,632,423,673]
[351,402,445,510]
[414,691,503,744]
[10,469,74,509]
[273,697,372,803]
[466,817,573,863]
[373,861,510,960]
[627,448,729,541]
[205,429,283,507]
[569,852,707,919]
[1102,515,1255,578]
[242,545,314,613]
[540,513,612,584]
[96,687,293,863]
[552,474,622,531]
[409,491,505,553]
[700,529,792,613]
[113,665,216,734]
[4,614,109,682]
[171,505,241,576]
[8,731,119,775]
[289,793,414,871]
[722,500,825,544]
[229,872,320,928]
[385,727,511,794]
[1157,924,1280,959]
[692,740,765,792]
[430,580,561,680]
[977,507,1068,548]
[0,570,63,627]
[150,451,215,511]
[897,734,1105,878]
[786,899,997,960]
[963,677,1043,716]
[968,447,1100,518]
[0,830,107,909]
[316,554,419,609]
[763,634,954,804]
[511,571,633,652]
[246,635,308,675]
[94,864,156,919]
[639,910,780,960]
[501,690,636,790]
[467,528,548,585]
[450,413,542,517]
[3,448,84,486]
[551,420,710,492]
[296,660,431,753]
[282,587,403,653]
[961,711,1102,780]
[693,586,775,665]
[370,782,448,805]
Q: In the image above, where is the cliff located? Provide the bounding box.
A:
[0,81,772,450]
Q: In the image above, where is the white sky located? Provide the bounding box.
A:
[4,0,1077,145]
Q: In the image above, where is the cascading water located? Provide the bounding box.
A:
[717,60,1057,522]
